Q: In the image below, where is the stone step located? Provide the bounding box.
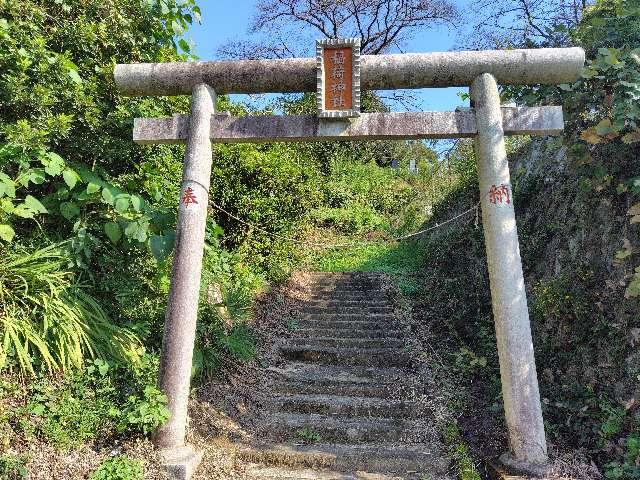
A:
[237,442,448,475]
[272,379,410,399]
[268,363,410,398]
[244,464,408,479]
[311,286,384,294]
[304,299,392,308]
[280,346,411,367]
[296,319,399,331]
[272,394,415,418]
[307,275,384,284]
[268,363,408,382]
[283,336,406,349]
[297,312,397,322]
[306,294,392,303]
[295,327,406,339]
[258,412,421,443]
[301,306,394,315]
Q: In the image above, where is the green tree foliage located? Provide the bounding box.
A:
[504,0,640,145]
[0,0,197,254]
[0,0,203,374]
[505,0,640,301]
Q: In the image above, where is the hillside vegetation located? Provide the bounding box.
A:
[0,0,638,478]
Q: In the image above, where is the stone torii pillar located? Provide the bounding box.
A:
[156,84,215,447]
[114,46,584,479]
[472,73,548,473]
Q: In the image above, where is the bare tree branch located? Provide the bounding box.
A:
[459,0,595,49]
[219,0,458,59]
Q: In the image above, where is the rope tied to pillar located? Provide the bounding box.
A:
[209,200,480,249]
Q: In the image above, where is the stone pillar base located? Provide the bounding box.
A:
[487,453,556,480]
[487,454,553,479]
[159,444,203,480]
[498,453,551,478]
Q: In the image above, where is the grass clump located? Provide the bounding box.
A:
[443,423,481,480]
[0,454,27,480]
[0,244,141,374]
[89,455,143,480]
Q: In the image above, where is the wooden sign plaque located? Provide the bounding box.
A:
[316,38,361,118]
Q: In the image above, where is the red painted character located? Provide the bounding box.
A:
[489,184,511,205]
[181,187,198,207]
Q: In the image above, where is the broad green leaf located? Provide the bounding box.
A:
[124,221,139,239]
[60,201,80,220]
[86,182,101,194]
[102,186,117,205]
[114,195,130,213]
[104,222,122,244]
[178,38,190,53]
[150,231,175,261]
[130,195,143,212]
[63,169,79,189]
[97,361,109,376]
[68,69,82,84]
[24,195,48,214]
[595,118,615,136]
[0,177,14,198]
[44,152,65,176]
[13,204,35,219]
[125,220,148,243]
[0,224,15,242]
[1,199,14,214]
[192,5,201,22]
[29,169,46,185]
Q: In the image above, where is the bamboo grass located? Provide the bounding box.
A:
[0,243,141,373]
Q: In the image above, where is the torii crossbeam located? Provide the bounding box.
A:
[115,46,584,479]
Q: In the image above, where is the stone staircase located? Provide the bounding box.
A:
[235,272,452,479]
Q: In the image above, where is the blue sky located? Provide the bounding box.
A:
[187,0,470,112]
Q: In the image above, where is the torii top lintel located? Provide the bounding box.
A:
[114,47,585,97]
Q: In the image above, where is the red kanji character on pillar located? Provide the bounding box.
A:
[181,187,198,207]
[489,184,511,205]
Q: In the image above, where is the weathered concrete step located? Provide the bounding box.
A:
[297,312,396,321]
[295,327,406,339]
[311,287,384,295]
[296,320,399,331]
[268,363,410,398]
[308,277,384,286]
[269,363,407,382]
[238,442,449,475]
[244,464,407,479]
[272,394,415,418]
[304,299,392,308]
[283,337,406,349]
[258,412,419,443]
[280,346,411,367]
[272,379,409,399]
[301,306,394,315]
[307,294,392,303]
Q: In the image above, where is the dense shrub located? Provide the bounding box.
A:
[89,455,143,480]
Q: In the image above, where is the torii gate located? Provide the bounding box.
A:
[115,44,584,477]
